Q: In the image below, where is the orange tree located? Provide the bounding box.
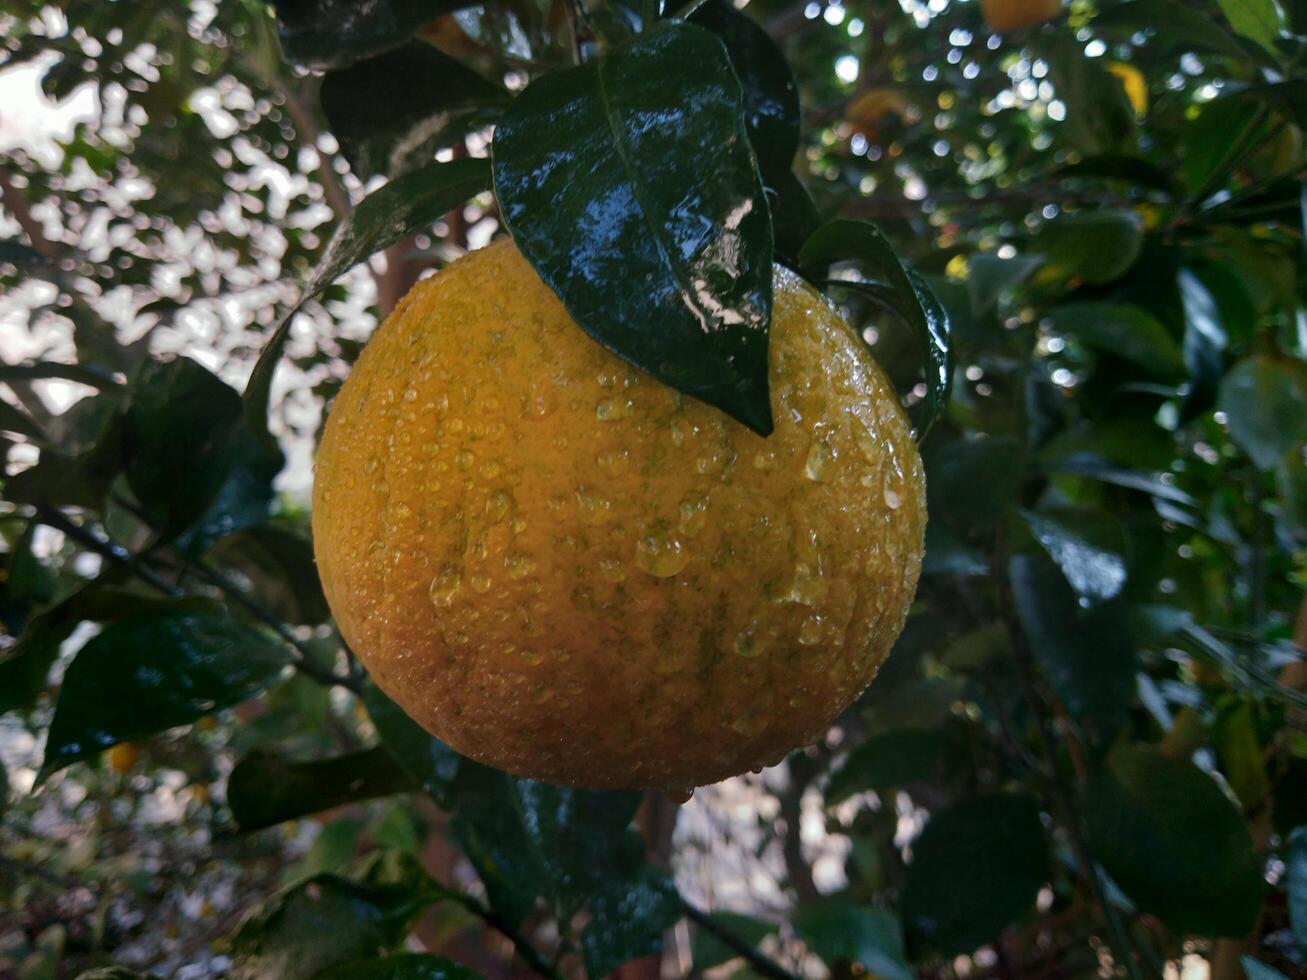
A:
[1,0,1306,976]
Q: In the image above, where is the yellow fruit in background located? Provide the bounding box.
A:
[1108,62,1148,116]
[980,0,1061,32]
[106,743,140,774]
[312,239,926,790]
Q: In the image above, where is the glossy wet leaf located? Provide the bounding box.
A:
[244,158,492,447]
[902,793,1048,954]
[825,729,947,805]
[1183,94,1268,193]
[688,0,799,176]
[123,356,243,537]
[363,683,464,809]
[1085,744,1263,936]
[321,42,505,180]
[1048,303,1185,378]
[40,611,288,779]
[228,866,440,980]
[1032,34,1135,155]
[1218,356,1307,470]
[1045,453,1197,506]
[493,23,774,435]
[177,424,285,557]
[1030,210,1143,286]
[799,218,951,433]
[315,954,484,980]
[690,912,775,971]
[1021,508,1127,604]
[270,0,470,69]
[228,746,415,831]
[795,898,912,980]
[925,434,1023,532]
[1177,269,1228,418]
[580,832,681,978]
[1010,553,1136,737]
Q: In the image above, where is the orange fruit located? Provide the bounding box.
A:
[106,742,140,774]
[312,239,926,790]
[980,0,1062,32]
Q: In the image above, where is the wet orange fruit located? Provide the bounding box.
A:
[312,238,926,790]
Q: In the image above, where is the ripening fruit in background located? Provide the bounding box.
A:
[106,742,140,774]
[312,239,926,791]
[1108,62,1148,116]
[980,0,1062,32]
[846,88,911,146]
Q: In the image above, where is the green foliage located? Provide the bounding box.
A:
[3,0,1306,975]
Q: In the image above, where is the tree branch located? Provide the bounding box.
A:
[680,900,801,980]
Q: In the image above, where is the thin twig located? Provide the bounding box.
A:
[444,891,566,980]
[35,506,183,598]
[680,900,801,980]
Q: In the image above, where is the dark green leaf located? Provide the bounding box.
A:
[1010,552,1136,737]
[1093,0,1253,61]
[767,169,821,266]
[1217,0,1282,47]
[902,793,1048,954]
[1032,35,1135,156]
[1285,826,1307,946]
[826,729,947,805]
[1021,508,1127,603]
[1177,269,1228,418]
[1044,453,1197,506]
[795,897,912,980]
[1218,356,1307,470]
[1183,94,1269,194]
[228,746,415,831]
[178,424,285,556]
[1030,210,1143,286]
[363,683,463,809]
[580,832,681,978]
[212,525,330,625]
[1086,744,1263,936]
[228,865,439,980]
[924,434,1024,532]
[1048,303,1185,378]
[244,158,491,448]
[40,612,288,779]
[315,954,484,980]
[1213,702,1270,809]
[689,0,799,176]
[799,218,951,433]
[1054,155,1175,193]
[967,253,1044,313]
[690,912,775,972]
[123,356,243,536]
[492,23,774,435]
[1278,442,1307,538]
[270,0,470,69]
[321,43,504,180]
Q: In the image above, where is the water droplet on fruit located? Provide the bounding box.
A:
[804,438,833,482]
[664,787,695,805]
[678,494,709,536]
[596,397,632,421]
[428,565,462,607]
[470,574,492,594]
[635,525,689,578]
[456,450,475,471]
[506,553,537,579]
[798,615,825,646]
[883,487,902,510]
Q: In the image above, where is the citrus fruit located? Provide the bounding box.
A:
[312,238,926,791]
[980,0,1061,32]
[106,742,140,774]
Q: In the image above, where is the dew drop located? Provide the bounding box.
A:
[634,525,690,578]
[678,493,710,536]
[456,449,475,471]
[428,565,463,607]
[470,574,492,594]
[782,562,827,606]
[596,397,633,421]
[804,438,834,482]
[884,487,902,510]
[798,615,825,646]
[576,487,613,525]
[506,553,537,579]
[733,620,767,657]
[664,787,695,805]
[486,491,511,523]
